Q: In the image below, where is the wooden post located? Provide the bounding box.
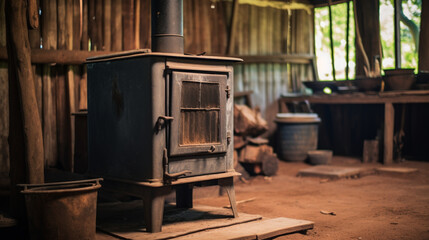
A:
[0,0,9,176]
[227,0,239,55]
[5,0,44,183]
[384,103,394,164]
[418,0,429,71]
[328,0,336,81]
[27,0,39,29]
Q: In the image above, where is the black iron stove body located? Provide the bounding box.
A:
[86,52,241,232]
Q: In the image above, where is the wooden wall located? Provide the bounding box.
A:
[0,0,8,177]
[0,0,314,173]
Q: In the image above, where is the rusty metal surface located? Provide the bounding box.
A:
[20,179,101,240]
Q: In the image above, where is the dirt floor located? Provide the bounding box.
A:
[193,157,429,240]
[96,156,429,240]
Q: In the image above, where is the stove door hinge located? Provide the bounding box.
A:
[225,85,231,98]
[156,115,174,133]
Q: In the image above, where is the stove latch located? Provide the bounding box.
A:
[225,85,231,98]
[227,131,232,144]
[156,115,174,132]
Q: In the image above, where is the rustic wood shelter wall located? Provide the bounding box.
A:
[0,0,314,173]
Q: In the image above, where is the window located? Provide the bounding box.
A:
[380,0,421,70]
[314,2,356,80]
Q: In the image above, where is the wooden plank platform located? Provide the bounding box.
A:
[297,165,368,179]
[175,217,314,240]
[97,201,262,240]
[376,167,418,175]
[97,201,313,240]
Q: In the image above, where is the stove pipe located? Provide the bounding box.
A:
[151,0,184,54]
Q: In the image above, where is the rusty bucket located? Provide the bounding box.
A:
[20,179,102,240]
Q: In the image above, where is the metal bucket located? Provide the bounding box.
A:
[275,113,320,162]
[19,179,102,240]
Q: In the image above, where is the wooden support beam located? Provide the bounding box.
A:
[227,0,240,55]
[384,103,394,164]
[0,48,116,64]
[5,0,44,184]
[230,54,314,64]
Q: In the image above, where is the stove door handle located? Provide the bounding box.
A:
[207,145,216,153]
[165,170,192,179]
[156,115,174,132]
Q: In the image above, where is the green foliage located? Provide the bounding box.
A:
[315,2,355,80]
[316,0,421,79]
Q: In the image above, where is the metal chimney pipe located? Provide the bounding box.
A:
[151,0,184,54]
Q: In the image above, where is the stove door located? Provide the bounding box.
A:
[169,71,227,157]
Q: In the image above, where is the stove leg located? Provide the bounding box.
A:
[219,177,239,218]
[143,187,170,233]
[176,184,193,208]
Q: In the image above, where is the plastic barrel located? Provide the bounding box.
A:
[275,113,320,162]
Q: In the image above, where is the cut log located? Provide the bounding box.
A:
[248,137,269,145]
[261,153,278,176]
[233,135,247,150]
[234,104,268,137]
[241,145,273,164]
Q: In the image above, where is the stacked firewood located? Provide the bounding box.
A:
[234,105,278,179]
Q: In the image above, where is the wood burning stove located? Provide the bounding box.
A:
[86,0,242,233]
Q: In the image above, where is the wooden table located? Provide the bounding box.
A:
[279,91,429,164]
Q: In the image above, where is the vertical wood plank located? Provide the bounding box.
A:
[0,0,9,175]
[88,0,96,50]
[57,0,66,50]
[200,0,211,53]
[183,0,194,53]
[41,0,58,167]
[122,0,135,50]
[227,0,239,55]
[111,0,123,51]
[95,0,103,50]
[192,0,201,53]
[103,0,112,51]
[65,0,74,49]
[73,0,80,50]
[134,0,140,49]
[81,0,89,50]
[139,0,150,49]
[384,103,394,164]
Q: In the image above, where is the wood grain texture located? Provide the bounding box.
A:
[103,0,111,51]
[6,0,44,183]
[139,0,151,49]
[122,0,135,50]
[111,0,123,51]
[418,0,429,71]
[384,103,394,164]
